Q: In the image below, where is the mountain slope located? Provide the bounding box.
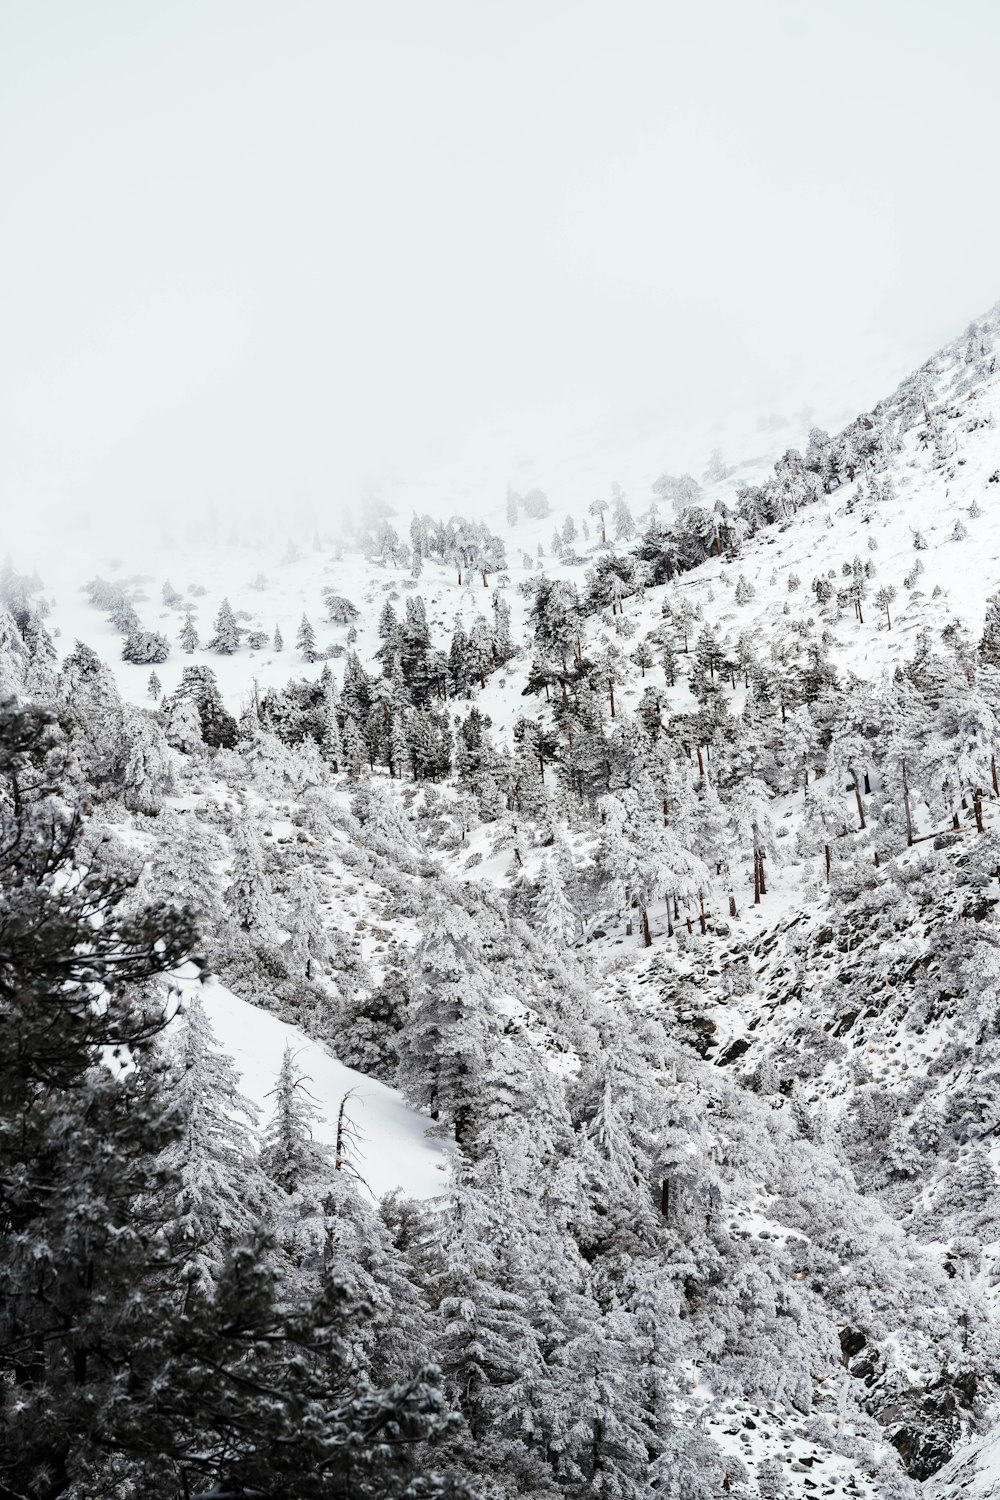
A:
[5,302,1000,1495]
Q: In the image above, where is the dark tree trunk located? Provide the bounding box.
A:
[851,771,867,830]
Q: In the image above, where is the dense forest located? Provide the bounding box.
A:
[4,305,1000,1498]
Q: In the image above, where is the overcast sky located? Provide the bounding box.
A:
[3,0,1000,530]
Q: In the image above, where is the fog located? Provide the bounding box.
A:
[3,0,1000,538]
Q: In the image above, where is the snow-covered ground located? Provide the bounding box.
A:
[195,979,451,1201]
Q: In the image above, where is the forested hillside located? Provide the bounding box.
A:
[5,303,1000,1497]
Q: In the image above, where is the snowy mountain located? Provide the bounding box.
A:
[5,301,1000,1496]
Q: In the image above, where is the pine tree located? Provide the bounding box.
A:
[534,855,577,949]
[876,584,897,630]
[153,995,276,1294]
[207,597,240,654]
[164,693,203,753]
[589,496,609,543]
[398,903,494,1146]
[227,818,278,939]
[297,613,318,663]
[171,664,238,748]
[261,1045,332,1195]
[631,639,654,677]
[283,863,334,984]
[274,622,284,651]
[150,812,227,933]
[179,613,199,652]
[612,487,635,541]
[121,711,173,816]
[660,636,679,686]
[320,694,342,769]
[123,628,170,664]
[148,669,162,700]
[341,712,366,776]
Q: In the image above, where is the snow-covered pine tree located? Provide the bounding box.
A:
[164,691,203,753]
[226,817,278,940]
[261,1044,332,1195]
[120,710,173,816]
[179,612,199,652]
[534,854,578,950]
[207,597,240,653]
[297,613,318,662]
[153,993,276,1294]
[170,663,238,747]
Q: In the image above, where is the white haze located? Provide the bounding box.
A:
[3,0,1000,541]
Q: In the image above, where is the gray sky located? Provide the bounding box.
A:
[3,0,1000,531]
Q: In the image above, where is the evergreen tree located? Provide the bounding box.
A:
[534,855,578,949]
[631,639,654,677]
[261,1044,332,1195]
[164,693,203,753]
[121,711,173,816]
[179,613,199,652]
[123,628,170,664]
[207,597,240,654]
[399,903,494,1146]
[298,612,319,662]
[227,817,278,939]
[171,664,238,748]
[153,995,276,1294]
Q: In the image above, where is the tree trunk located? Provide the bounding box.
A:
[753,852,761,905]
[851,771,867,830]
[729,894,738,918]
[902,760,914,846]
[609,681,615,718]
[993,754,999,797]
[642,905,652,947]
[696,745,704,777]
[698,891,707,935]
[825,843,831,882]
